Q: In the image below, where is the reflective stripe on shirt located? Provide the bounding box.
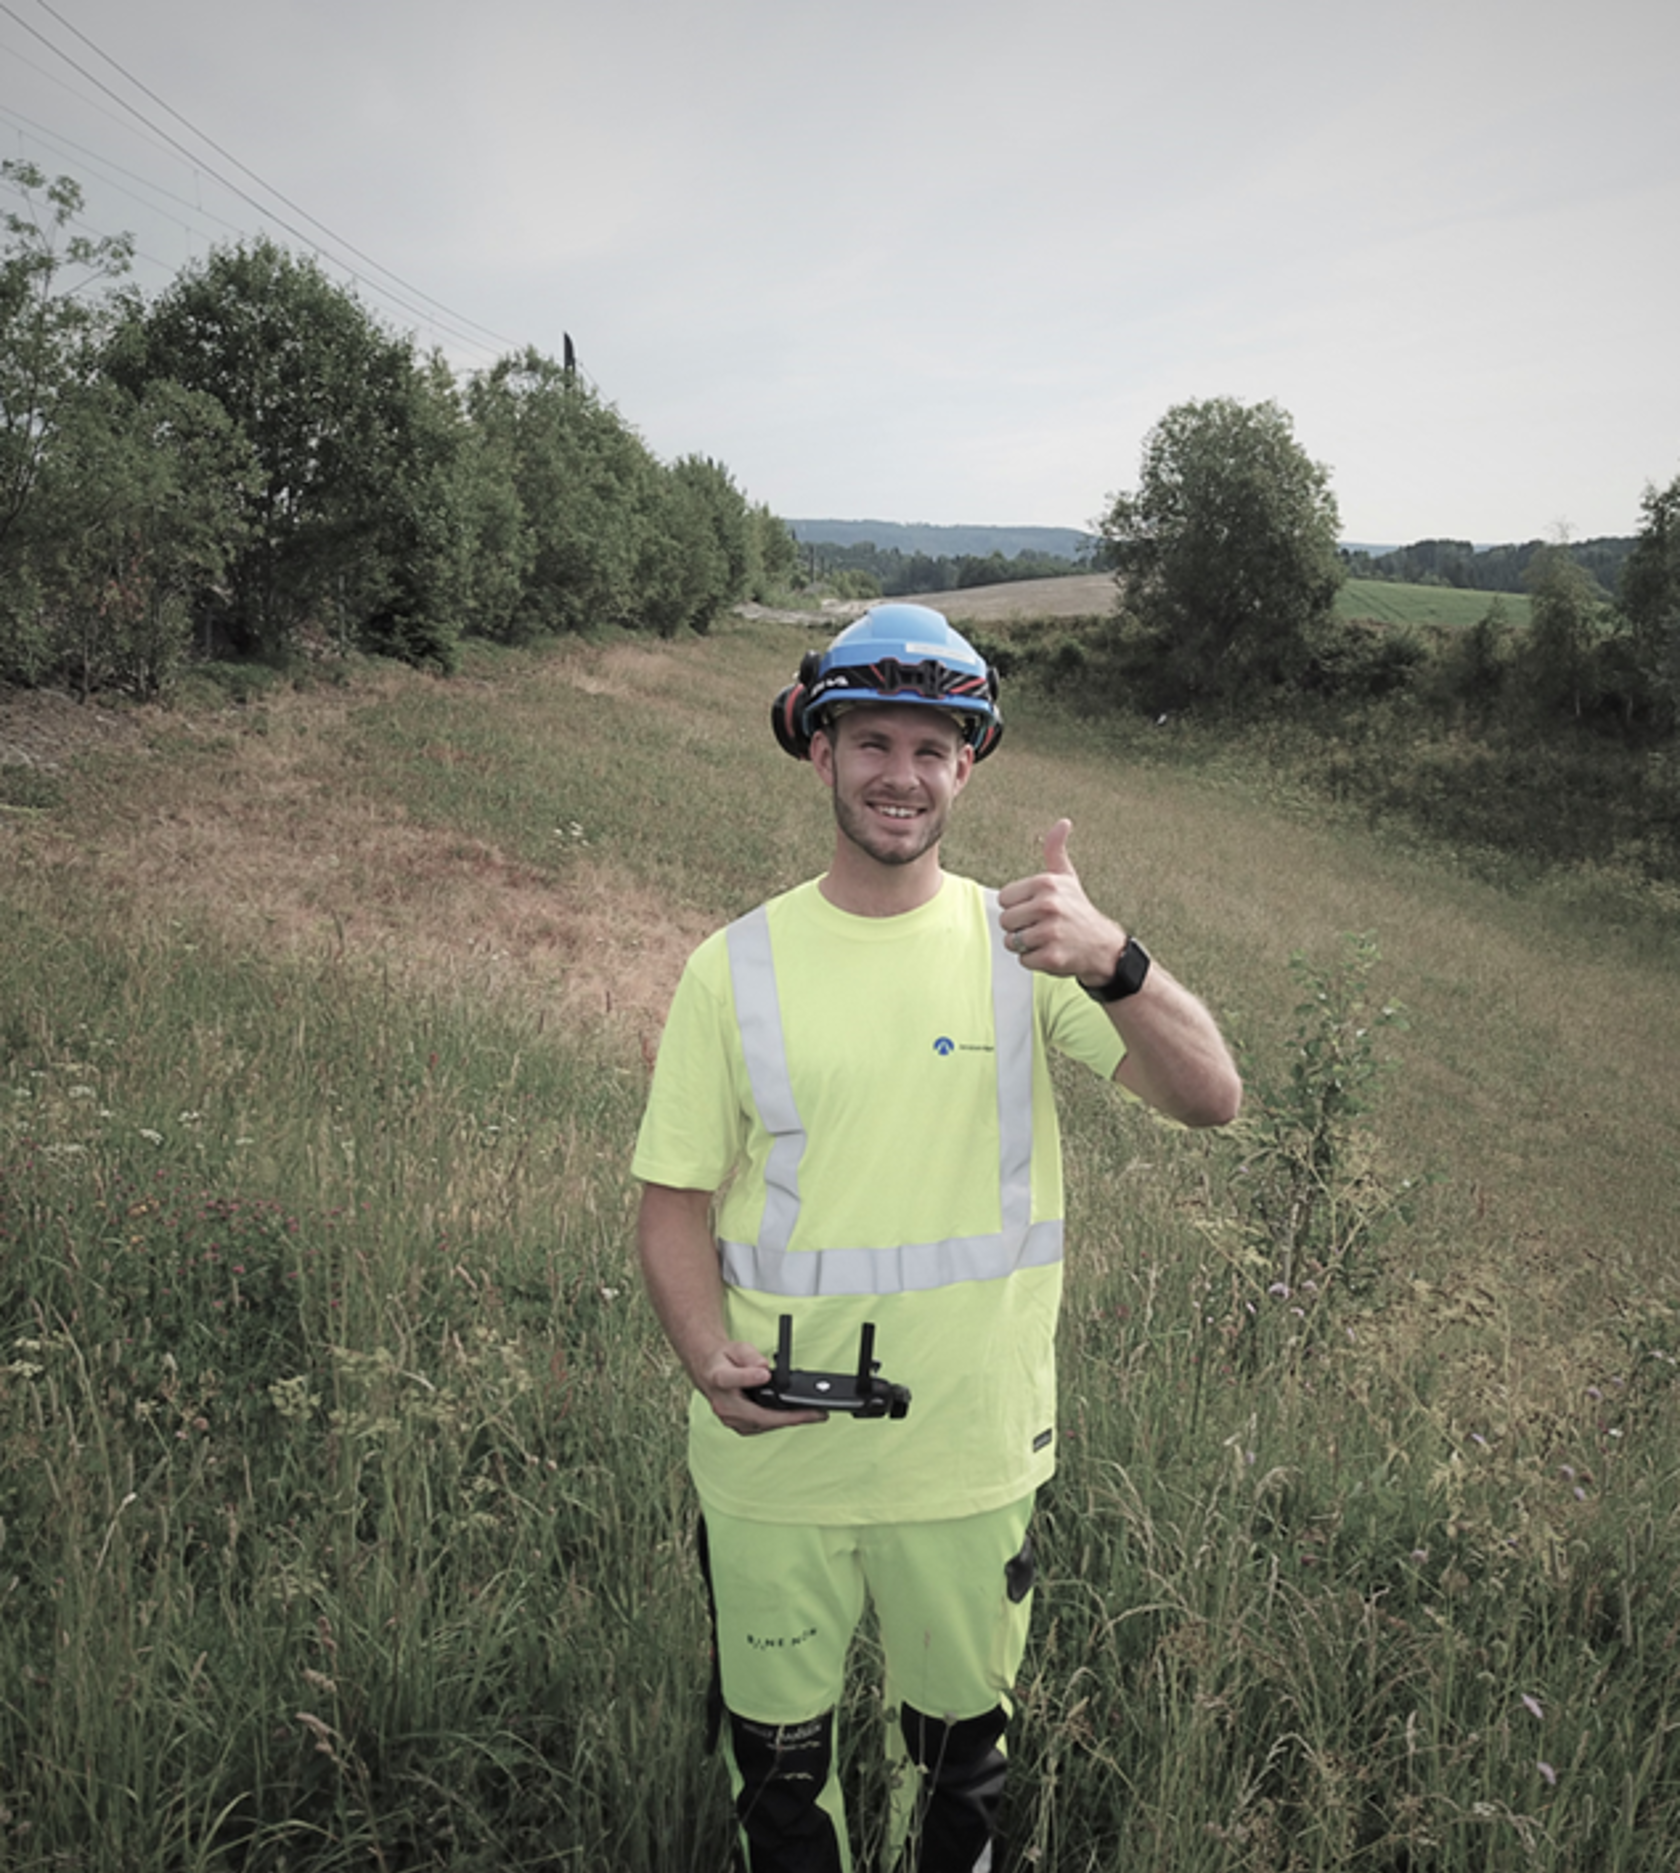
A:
[719,888,1049,1298]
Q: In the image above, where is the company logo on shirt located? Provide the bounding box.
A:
[932,1034,994,1057]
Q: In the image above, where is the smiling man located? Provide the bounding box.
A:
[633,605,1240,1873]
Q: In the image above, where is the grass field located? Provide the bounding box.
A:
[1337,578,1531,630]
[2,616,1677,1869]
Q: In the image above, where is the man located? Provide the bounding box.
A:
[634,605,1240,1872]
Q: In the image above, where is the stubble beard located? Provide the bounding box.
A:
[831,789,947,870]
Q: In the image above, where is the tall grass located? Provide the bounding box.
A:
[4,617,1679,1869]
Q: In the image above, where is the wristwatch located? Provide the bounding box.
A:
[1082,935,1151,1004]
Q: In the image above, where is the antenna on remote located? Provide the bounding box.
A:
[854,1321,877,1391]
[772,1313,793,1387]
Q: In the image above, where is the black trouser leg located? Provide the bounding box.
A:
[898,1703,1008,1873]
[728,1708,845,1873]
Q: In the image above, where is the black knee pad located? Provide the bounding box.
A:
[898,1703,1009,1870]
[729,1708,843,1873]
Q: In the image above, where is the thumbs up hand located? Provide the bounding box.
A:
[997,818,1129,986]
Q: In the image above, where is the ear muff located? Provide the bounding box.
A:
[967,664,1003,761]
[770,682,811,760]
[770,651,824,760]
[967,713,1003,762]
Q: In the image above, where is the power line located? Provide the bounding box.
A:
[0,0,522,362]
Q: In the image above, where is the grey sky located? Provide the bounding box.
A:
[4,0,1676,544]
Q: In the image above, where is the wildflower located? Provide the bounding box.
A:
[139,1129,163,1145]
[1538,1761,1557,1787]
[1522,1694,1544,1721]
[1268,1282,1290,1298]
[69,1085,96,1100]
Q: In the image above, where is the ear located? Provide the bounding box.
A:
[808,721,838,790]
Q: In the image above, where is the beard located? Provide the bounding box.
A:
[830,786,949,869]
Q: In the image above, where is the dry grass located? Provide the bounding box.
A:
[1,663,714,1055]
[901,573,1116,620]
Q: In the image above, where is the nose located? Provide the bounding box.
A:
[880,735,922,788]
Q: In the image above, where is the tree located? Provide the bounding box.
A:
[1521,542,1607,721]
[1621,472,1680,731]
[1098,397,1343,706]
[30,378,256,697]
[746,502,800,600]
[465,350,656,636]
[107,239,462,666]
[1,163,133,561]
[1,162,133,677]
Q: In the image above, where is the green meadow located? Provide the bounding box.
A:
[1336,579,1531,630]
[3,613,1678,1870]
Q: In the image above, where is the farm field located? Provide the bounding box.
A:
[905,571,1531,630]
[2,615,1677,1870]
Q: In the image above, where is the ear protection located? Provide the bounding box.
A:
[771,652,825,761]
[771,653,1004,762]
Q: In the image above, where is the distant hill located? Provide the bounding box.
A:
[789,519,1097,561]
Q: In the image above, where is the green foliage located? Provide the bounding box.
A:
[1620,473,1680,731]
[1342,534,1634,597]
[107,239,463,669]
[0,161,135,681]
[2,164,794,693]
[1099,396,1344,706]
[1517,544,1611,721]
[797,536,1084,598]
[465,348,653,636]
[1220,934,1410,1317]
[26,378,258,697]
[745,500,801,600]
[641,454,753,637]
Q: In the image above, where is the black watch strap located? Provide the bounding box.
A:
[1082,935,1151,1004]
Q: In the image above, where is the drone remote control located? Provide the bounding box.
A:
[746,1315,911,1420]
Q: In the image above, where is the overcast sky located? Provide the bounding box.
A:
[4,0,1677,545]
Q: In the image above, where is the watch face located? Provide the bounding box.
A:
[1086,937,1149,1002]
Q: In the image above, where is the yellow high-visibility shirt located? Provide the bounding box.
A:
[632,873,1125,1524]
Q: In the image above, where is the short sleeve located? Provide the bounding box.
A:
[631,939,751,1193]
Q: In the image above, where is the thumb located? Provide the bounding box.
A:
[1044,817,1075,875]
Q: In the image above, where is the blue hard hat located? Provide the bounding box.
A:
[771,605,1004,761]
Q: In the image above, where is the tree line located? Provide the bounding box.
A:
[0,163,800,698]
[1341,535,1635,596]
[796,540,1089,601]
